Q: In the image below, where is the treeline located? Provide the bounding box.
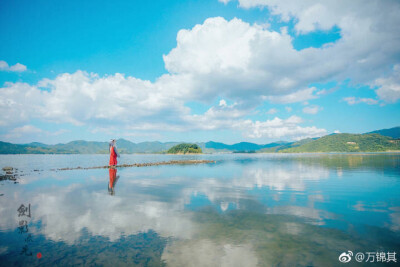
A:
[280,133,400,152]
[167,143,202,154]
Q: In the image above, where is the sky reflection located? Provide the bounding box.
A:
[0,154,399,266]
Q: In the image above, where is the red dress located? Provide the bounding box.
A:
[109,146,118,166]
[109,168,117,188]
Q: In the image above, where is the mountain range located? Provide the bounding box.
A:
[0,126,399,154]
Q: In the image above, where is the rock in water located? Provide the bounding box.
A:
[2,166,13,172]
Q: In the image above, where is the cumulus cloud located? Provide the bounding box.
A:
[302,105,322,114]
[374,64,400,103]
[182,102,326,140]
[182,101,251,131]
[342,97,378,105]
[163,17,339,101]
[0,71,188,127]
[9,63,27,72]
[164,3,399,104]
[0,71,326,141]
[0,60,27,72]
[265,87,318,104]
[2,0,400,141]
[0,82,44,126]
[221,0,400,101]
[239,116,326,140]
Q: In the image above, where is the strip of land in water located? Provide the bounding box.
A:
[54,159,216,171]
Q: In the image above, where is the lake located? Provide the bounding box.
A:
[0,153,399,266]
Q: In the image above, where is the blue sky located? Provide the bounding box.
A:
[1,0,399,144]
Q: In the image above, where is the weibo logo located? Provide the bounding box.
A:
[339,251,353,263]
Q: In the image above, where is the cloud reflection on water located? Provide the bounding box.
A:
[0,158,348,244]
[0,154,399,266]
[0,158,333,248]
[162,240,258,267]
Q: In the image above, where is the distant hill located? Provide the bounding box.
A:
[0,139,286,154]
[113,139,179,153]
[367,126,400,139]
[0,141,73,154]
[280,133,400,153]
[1,126,399,154]
[167,143,202,154]
[52,140,109,154]
[259,138,316,152]
[203,141,288,152]
[0,139,180,154]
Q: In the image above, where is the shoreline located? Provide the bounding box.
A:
[1,160,216,179]
[55,159,216,171]
[1,151,400,155]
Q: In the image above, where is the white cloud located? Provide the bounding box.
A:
[218,0,232,4]
[342,97,378,105]
[219,99,227,107]
[0,72,326,141]
[239,116,326,140]
[4,125,42,139]
[374,64,400,103]
[181,102,326,140]
[316,87,337,96]
[182,101,251,131]
[0,82,44,126]
[219,0,400,102]
[285,107,292,112]
[9,63,27,72]
[162,17,343,101]
[0,61,8,70]
[0,60,27,72]
[163,17,335,102]
[265,87,318,104]
[2,0,400,140]
[266,108,278,115]
[1,71,188,127]
[13,124,42,134]
[2,125,69,142]
[302,105,322,114]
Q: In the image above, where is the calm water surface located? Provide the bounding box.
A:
[0,153,399,266]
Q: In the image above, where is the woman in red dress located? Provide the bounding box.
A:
[109,139,119,166]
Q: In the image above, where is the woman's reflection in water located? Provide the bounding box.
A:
[108,167,119,196]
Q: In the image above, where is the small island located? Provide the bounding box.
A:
[167,143,202,154]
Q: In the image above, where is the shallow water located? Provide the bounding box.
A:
[0,153,399,266]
